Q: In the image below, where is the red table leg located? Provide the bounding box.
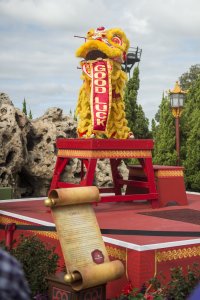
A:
[110,159,123,195]
[80,159,97,186]
[50,157,69,190]
[142,158,159,208]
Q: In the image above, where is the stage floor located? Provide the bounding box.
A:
[1,192,200,298]
[1,192,200,250]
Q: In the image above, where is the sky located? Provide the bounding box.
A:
[0,0,200,123]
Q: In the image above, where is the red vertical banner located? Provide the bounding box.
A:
[90,60,112,132]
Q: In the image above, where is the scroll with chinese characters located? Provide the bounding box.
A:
[45,186,124,290]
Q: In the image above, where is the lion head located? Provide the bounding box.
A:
[76,26,130,64]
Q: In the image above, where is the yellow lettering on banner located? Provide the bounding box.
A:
[97,119,106,126]
[96,111,107,119]
[95,104,107,111]
[95,87,106,93]
[94,79,106,87]
[94,72,106,79]
[94,65,106,72]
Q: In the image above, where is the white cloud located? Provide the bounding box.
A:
[0,0,200,121]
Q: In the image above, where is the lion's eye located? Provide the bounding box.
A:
[112,36,122,45]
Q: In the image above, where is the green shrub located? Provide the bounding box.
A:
[114,263,200,300]
[151,264,200,300]
[9,234,59,298]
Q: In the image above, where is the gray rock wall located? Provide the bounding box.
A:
[0,93,77,197]
[0,93,128,198]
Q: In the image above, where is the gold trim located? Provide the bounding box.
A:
[0,216,29,226]
[58,149,152,159]
[145,250,158,294]
[34,230,58,240]
[125,248,129,280]
[0,216,58,240]
[156,246,200,262]
[172,107,183,118]
[169,81,187,95]
[106,245,126,261]
[129,169,184,178]
[155,170,184,178]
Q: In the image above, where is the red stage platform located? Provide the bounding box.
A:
[0,192,200,299]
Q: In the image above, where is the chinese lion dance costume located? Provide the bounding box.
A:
[75,26,134,139]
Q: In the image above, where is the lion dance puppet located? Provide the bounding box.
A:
[75,26,134,139]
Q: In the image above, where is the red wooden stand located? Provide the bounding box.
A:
[47,273,106,300]
[50,139,159,208]
[127,165,188,207]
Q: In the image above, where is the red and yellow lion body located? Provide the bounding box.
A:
[75,27,133,139]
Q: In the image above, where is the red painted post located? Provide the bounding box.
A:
[5,223,16,250]
[175,116,180,166]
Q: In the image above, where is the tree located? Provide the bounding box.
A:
[134,104,150,138]
[179,66,200,162]
[179,64,200,90]
[152,64,200,191]
[29,110,33,119]
[73,110,77,121]
[124,67,150,138]
[183,76,200,191]
[151,118,157,139]
[152,95,177,165]
[22,98,27,115]
[184,109,200,191]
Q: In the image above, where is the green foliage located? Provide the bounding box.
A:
[29,109,33,119]
[10,234,59,297]
[22,98,27,115]
[152,95,177,165]
[150,264,200,300]
[180,75,200,191]
[179,64,200,90]
[151,118,157,139]
[114,263,200,300]
[116,292,149,299]
[22,98,33,119]
[73,109,77,121]
[134,105,150,138]
[183,110,200,191]
[152,64,200,188]
[124,67,150,138]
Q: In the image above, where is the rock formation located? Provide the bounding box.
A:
[0,93,128,198]
[23,107,77,197]
[0,93,31,197]
[0,93,77,197]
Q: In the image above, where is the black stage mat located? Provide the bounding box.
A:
[139,209,200,225]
